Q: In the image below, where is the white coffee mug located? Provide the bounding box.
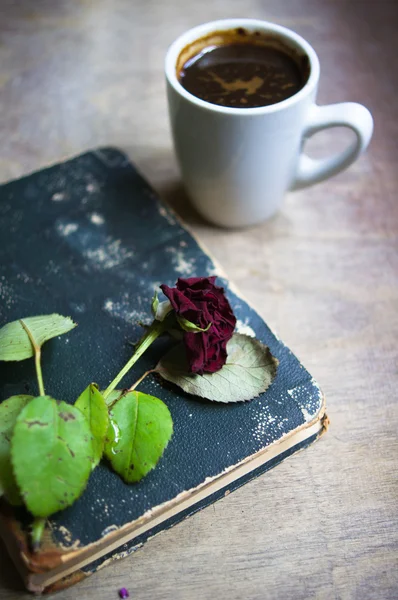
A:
[165,19,374,228]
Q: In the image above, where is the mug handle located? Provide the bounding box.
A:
[291,103,374,190]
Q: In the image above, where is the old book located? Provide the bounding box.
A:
[0,149,328,594]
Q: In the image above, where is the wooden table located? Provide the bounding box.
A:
[1,1,397,598]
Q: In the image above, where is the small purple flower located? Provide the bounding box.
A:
[119,588,129,599]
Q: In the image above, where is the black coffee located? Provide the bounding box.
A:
[179,41,305,108]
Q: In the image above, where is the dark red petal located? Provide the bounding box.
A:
[184,332,207,374]
[202,342,228,373]
[176,277,217,292]
[163,277,236,375]
[160,285,197,314]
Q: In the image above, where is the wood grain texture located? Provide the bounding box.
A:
[0,1,397,599]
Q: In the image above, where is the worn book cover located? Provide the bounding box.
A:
[0,148,327,593]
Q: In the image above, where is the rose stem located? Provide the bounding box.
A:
[128,369,155,391]
[31,517,46,553]
[19,320,45,396]
[102,320,167,400]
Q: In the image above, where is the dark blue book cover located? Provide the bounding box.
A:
[0,149,327,593]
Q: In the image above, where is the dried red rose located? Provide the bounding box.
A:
[160,276,236,375]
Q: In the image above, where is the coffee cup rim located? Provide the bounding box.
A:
[165,18,320,115]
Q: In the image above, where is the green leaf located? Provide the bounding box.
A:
[0,314,76,361]
[75,384,109,469]
[151,290,160,317]
[11,396,94,517]
[151,292,172,322]
[104,391,173,483]
[103,389,123,449]
[157,301,172,321]
[0,395,33,505]
[155,333,278,402]
[102,389,123,407]
[176,316,211,333]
